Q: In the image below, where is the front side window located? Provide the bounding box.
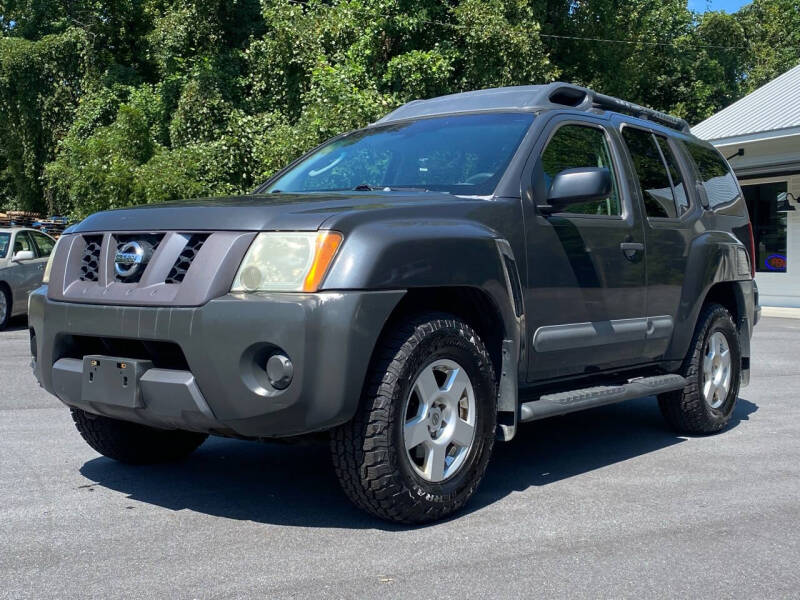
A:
[685,142,740,208]
[31,232,55,257]
[13,231,34,255]
[264,113,535,196]
[539,124,621,216]
[0,233,9,258]
[622,127,680,219]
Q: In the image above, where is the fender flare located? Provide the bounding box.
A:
[322,220,525,440]
[665,231,752,362]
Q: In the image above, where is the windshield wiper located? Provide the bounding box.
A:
[353,184,438,193]
[387,186,441,193]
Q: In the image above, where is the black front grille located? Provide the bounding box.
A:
[56,335,189,371]
[166,234,209,284]
[79,236,103,282]
[113,233,164,284]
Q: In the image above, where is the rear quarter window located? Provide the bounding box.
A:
[0,233,9,258]
[684,142,743,211]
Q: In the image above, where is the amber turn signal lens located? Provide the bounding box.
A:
[302,231,343,292]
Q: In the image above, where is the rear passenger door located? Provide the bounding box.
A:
[617,121,697,360]
[523,115,648,380]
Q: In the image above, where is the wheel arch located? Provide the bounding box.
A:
[0,280,12,317]
[664,231,754,366]
[366,279,523,442]
[382,286,507,374]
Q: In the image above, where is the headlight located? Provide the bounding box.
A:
[42,236,65,284]
[231,231,343,293]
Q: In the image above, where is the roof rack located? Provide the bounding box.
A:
[548,84,691,134]
[376,82,691,134]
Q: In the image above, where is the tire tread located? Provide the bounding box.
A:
[330,312,496,523]
[658,303,740,434]
[71,409,208,464]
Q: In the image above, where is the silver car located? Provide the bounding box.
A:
[0,227,56,330]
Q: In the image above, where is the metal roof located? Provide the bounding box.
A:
[692,63,800,142]
[375,82,691,132]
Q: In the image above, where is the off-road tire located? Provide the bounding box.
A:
[331,312,497,524]
[71,408,208,464]
[658,303,741,434]
[0,285,11,330]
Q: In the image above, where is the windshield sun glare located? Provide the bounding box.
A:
[265,113,534,196]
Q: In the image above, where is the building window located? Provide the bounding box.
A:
[743,182,788,273]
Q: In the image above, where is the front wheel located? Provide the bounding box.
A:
[658,303,741,434]
[71,409,208,464]
[0,285,11,330]
[331,313,497,523]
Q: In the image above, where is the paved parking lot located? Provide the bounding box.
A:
[1,316,799,599]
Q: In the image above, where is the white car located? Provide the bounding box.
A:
[0,227,56,330]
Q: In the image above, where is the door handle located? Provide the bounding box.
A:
[620,242,644,261]
[620,242,644,251]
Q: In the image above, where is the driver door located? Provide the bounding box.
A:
[523,115,648,381]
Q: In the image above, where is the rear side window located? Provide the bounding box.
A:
[0,233,9,258]
[540,124,621,216]
[655,137,689,215]
[621,127,682,218]
[684,142,740,208]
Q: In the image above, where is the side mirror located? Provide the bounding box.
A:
[540,167,612,213]
[13,250,35,262]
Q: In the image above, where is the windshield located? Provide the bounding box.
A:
[0,233,9,259]
[263,112,534,196]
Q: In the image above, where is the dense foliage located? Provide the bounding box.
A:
[0,0,798,217]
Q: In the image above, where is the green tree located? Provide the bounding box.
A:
[0,29,87,211]
[737,0,800,91]
[0,0,796,216]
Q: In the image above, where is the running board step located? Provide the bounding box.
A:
[519,374,687,422]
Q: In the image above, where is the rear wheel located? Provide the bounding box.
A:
[331,313,497,523]
[658,303,741,434]
[71,408,208,464]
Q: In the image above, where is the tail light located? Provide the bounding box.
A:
[747,220,756,278]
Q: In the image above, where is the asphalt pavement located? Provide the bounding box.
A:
[1,316,799,599]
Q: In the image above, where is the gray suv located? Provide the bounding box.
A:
[29,83,758,523]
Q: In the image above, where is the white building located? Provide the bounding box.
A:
[694,63,800,307]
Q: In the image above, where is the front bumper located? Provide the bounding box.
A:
[29,288,404,437]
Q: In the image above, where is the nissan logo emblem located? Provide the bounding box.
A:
[114,241,146,278]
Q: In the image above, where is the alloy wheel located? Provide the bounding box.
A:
[702,331,732,409]
[403,359,477,483]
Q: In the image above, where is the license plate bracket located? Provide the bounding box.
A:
[81,355,153,408]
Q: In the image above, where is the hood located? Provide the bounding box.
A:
[71,192,470,233]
